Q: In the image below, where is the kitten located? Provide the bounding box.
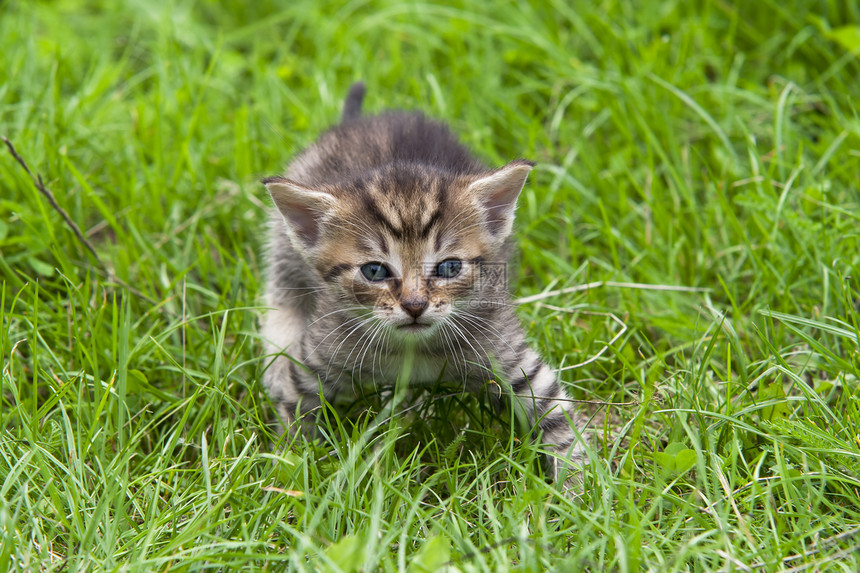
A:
[261,82,587,475]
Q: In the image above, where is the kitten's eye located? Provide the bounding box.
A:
[435,259,462,279]
[360,262,390,281]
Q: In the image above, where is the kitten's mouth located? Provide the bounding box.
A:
[396,322,432,333]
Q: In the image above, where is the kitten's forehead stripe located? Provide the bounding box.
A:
[377,235,389,255]
[363,194,405,239]
[360,188,447,245]
[417,206,443,241]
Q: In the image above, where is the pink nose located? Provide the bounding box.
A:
[400,296,428,318]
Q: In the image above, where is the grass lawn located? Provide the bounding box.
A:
[3,0,860,570]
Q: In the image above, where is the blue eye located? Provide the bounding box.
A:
[436,259,462,278]
[360,262,390,281]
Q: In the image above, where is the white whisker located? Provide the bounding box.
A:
[453,309,520,355]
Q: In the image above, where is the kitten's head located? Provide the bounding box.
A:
[264,160,532,339]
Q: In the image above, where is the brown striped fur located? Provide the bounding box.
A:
[261,83,588,477]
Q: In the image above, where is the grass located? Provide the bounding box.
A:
[2,0,860,570]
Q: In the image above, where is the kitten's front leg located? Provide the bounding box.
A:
[261,348,326,437]
[261,306,329,439]
[505,348,589,477]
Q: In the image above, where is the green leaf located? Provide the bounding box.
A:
[654,451,676,473]
[663,442,688,456]
[27,256,54,277]
[827,26,860,54]
[674,449,697,474]
[408,536,451,573]
[655,443,697,477]
[324,534,366,572]
[759,382,790,421]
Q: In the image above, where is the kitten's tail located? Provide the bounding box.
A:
[341,81,366,123]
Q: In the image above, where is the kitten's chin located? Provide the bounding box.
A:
[393,322,437,338]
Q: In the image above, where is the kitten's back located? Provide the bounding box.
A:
[288,110,488,187]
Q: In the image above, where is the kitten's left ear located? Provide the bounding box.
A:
[467,159,534,240]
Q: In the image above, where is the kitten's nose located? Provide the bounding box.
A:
[401,296,428,319]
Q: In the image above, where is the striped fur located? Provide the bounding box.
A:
[261,83,588,476]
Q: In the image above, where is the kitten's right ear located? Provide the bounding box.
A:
[467,160,534,241]
[263,176,336,248]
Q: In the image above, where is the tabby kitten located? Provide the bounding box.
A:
[261,83,587,473]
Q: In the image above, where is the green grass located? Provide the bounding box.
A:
[3,0,860,570]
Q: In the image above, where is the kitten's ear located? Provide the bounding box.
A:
[467,160,534,240]
[263,176,336,247]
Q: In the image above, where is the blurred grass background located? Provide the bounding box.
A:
[2,0,860,570]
